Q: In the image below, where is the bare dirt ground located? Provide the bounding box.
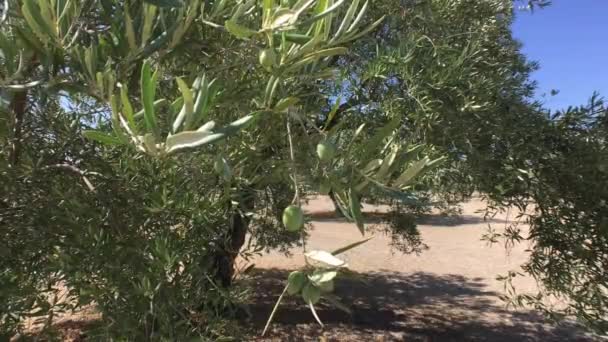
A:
[23,196,601,341]
[244,196,599,341]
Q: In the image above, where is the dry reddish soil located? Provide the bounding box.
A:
[244,196,600,342]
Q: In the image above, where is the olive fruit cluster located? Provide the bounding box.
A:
[286,270,337,305]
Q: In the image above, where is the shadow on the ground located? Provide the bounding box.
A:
[244,269,594,342]
[307,210,509,227]
[416,214,509,227]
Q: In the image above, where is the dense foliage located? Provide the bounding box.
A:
[0,0,606,339]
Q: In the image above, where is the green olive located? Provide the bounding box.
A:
[316,141,336,163]
[282,205,304,232]
[259,48,277,69]
[317,280,334,293]
[301,282,321,304]
[287,271,307,295]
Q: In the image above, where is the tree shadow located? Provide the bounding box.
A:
[15,318,102,342]
[416,214,508,227]
[307,210,508,227]
[243,269,595,341]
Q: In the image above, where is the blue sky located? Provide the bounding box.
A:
[512,1,608,110]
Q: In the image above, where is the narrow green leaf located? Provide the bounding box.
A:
[394,157,429,188]
[95,72,104,93]
[134,99,166,119]
[360,116,400,159]
[140,61,159,137]
[324,96,342,130]
[330,185,353,220]
[347,0,368,33]
[124,7,137,50]
[332,0,359,42]
[293,0,315,14]
[353,123,366,138]
[362,159,383,174]
[274,32,312,44]
[144,0,183,8]
[309,270,337,284]
[165,131,214,153]
[341,15,385,43]
[263,0,273,13]
[349,188,365,235]
[375,148,398,181]
[166,114,257,153]
[275,97,299,112]
[331,236,373,255]
[303,0,345,26]
[270,9,297,29]
[0,0,8,24]
[141,4,158,45]
[173,77,194,132]
[22,0,55,44]
[36,0,56,37]
[84,46,97,79]
[120,87,136,132]
[314,0,329,16]
[109,95,128,143]
[82,130,122,145]
[192,76,215,128]
[292,34,322,58]
[225,20,256,39]
[196,120,216,132]
[287,47,348,71]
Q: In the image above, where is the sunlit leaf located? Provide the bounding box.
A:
[165,131,214,153]
[308,270,337,284]
[304,250,346,267]
[270,9,297,29]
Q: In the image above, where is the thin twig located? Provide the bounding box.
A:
[286,113,300,204]
[42,163,97,192]
[309,301,324,327]
[261,283,289,336]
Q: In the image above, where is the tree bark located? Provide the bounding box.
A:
[328,190,347,218]
[8,90,27,166]
[215,187,255,287]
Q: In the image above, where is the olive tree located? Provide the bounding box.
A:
[0,0,434,339]
[338,0,608,334]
